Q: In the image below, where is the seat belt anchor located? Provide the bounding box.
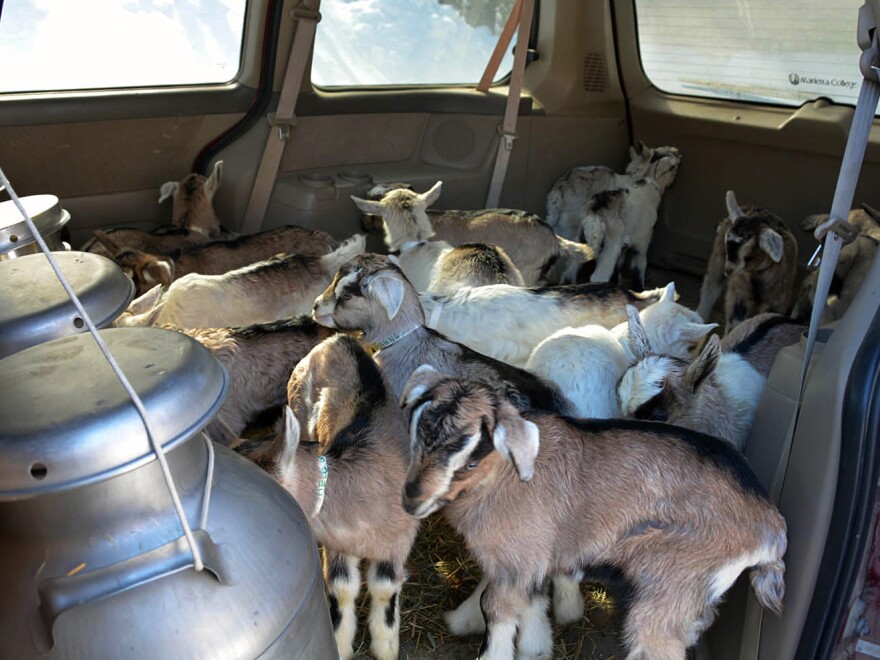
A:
[807,218,859,271]
[267,113,298,141]
[496,124,518,150]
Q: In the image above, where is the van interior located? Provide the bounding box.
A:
[1,1,880,658]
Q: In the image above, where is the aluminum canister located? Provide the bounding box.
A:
[0,194,71,259]
[0,328,338,659]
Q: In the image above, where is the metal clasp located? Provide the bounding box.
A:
[807,219,859,271]
[268,113,298,141]
[496,124,518,150]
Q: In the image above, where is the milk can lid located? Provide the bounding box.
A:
[0,328,228,499]
[0,251,136,359]
[0,195,70,250]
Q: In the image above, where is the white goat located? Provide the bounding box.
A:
[618,314,773,450]
[419,282,668,367]
[352,182,595,286]
[546,143,680,241]
[114,234,365,329]
[525,284,717,418]
[401,368,787,660]
[233,334,418,659]
[583,152,682,290]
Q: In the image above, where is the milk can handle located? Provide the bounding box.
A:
[34,529,227,652]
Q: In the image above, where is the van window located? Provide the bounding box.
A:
[312,0,517,87]
[0,0,247,93]
[634,0,864,109]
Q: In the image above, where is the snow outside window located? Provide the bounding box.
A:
[635,0,868,110]
[312,0,518,87]
[0,0,246,93]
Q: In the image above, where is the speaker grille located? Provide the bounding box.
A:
[583,53,608,92]
[432,119,477,162]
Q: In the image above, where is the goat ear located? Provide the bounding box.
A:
[206,160,223,197]
[638,140,650,156]
[629,145,640,162]
[402,364,443,407]
[141,257,174,287]
[366,272,405,321]
[626,304,652,360]
[279,406,301,475]
[861,202,880,224]
[159,181,178,204]
[684,334,721,391]
[492,400,540,481]
[659,281,676,303]
[93,230,122,255]
[421,181,443,207]
[680,322,719,340]
[726,190,743,222]
[759,227,785,262]
[351,195,385,216]
[128,284,164,314]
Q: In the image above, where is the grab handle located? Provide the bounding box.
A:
[35,529,226,652]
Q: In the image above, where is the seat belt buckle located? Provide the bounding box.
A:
[828,218,859,244]
[267,113,298,141]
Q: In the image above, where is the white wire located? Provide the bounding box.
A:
[0,166,206,572]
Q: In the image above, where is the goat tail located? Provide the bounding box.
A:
[554,235,596,284]
[322,233,367,270]
[749,530,787,616]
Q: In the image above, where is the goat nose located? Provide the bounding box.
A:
[404,480,421,500]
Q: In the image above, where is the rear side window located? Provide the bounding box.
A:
[0,0,247,93]
[312,0,517,87]
[634,0,864,109]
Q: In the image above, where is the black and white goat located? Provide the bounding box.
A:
[546,142,681,242]
[400,367,787,660]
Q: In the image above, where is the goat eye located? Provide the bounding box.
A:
[340,291,352,301]
[466,461,479,471]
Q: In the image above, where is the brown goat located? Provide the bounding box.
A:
[427,242,525,295]
[401,368,787,660]
[697,191,798,334]
[790,206,880,323]
[234,334,418,660]
[166,316,336,439]
[81,160,229,257]
[99,224,340,296]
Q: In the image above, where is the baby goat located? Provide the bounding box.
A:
[419,281,667,367]
[546,142,681,242]
[234,334,418,660]
[697,191,798,333]
[426,243,525,295]
[526,286,717,418]
[114,234,365,328]
[81,160,229,257]
[352,182,595,286]
[167,316,336,439]
[582,151,681,290]
[618,312,803,450]
[401,368,786,660]
[311,253,573,415]
[790,206,880,323]
[99,224,340,296]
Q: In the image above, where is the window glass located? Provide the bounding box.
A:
[312,0,518,87]
[0,0,247,93]
[635,0,864,108]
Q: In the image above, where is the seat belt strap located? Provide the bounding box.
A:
[242,5,321,235]
[476,0,523,93]
[484,0,535,209]
[741,7,880,659]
